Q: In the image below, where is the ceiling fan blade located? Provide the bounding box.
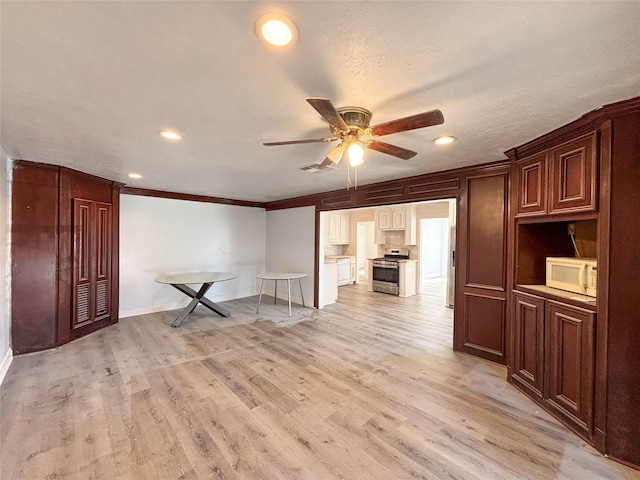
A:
[263,137,337,146]
[369,109,444,137]
[306,97,349,131]
[366,140,417,160]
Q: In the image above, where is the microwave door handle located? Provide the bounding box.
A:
[578,263,588,294]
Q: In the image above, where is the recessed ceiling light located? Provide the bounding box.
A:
[159,130,182,140]
[128,173,142,179]
[433,135,456,145]
[255,13,297,47]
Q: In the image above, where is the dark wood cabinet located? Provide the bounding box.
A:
[454,169,509,365]
[548,132,598,215]
[546,300,595,436]
[507,97,640,468]
[11,161,121,353]
[72,199,112,329]
[515,131,597,218]
[516,151,548,217]
[512,291,545,399]
[511,291,596,438]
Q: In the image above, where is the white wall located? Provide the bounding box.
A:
[0,149,12,383]
[119,195,266,317]
[265,206,315,306]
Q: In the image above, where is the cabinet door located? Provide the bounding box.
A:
[516,151,548,217]
[512,291,545,399]
[339,213,350,244]
[377,208,392,230]
[548,132,598,215]
[454,171,509,365]
[545,300,595,436]
[73,199,112,329]
[391,207,406,229]
[328,214,340,244]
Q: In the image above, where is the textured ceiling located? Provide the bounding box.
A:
[2,1,639,202]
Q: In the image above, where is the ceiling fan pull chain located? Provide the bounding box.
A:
[354,165,358,189]
[346,166,352,191]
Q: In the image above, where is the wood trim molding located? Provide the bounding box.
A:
[506,96,640,160]
[121,186,266,208]
[266,160,510,211]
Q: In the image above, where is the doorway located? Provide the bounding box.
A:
[420,218,448,297]
[419,202,455,307]
[356,221,376,283]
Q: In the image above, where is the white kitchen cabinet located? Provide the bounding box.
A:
[399,260,417,297]
[391,207,406,229]
[323,262,338,305]
[376,209,392,230]
[403,205,417,245]
[374,205,417,245]
[376,207,406,230]
[337,258,351,286]
[329,212,351,244]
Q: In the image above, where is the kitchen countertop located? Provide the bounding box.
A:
[324,255,355,264]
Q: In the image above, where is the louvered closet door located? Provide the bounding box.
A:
[73,199,112,329]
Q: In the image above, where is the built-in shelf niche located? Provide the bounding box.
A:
[516,219,597,286]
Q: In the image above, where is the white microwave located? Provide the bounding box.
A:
[546,257,597,297]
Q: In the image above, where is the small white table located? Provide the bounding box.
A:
[256,272,307,317]
[155,272,237,327]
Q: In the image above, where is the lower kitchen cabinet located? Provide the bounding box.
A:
[512,291,545,400]
[511,290,596,439]
[546,300,596,436]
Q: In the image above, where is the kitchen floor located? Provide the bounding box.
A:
[421,275,447,299]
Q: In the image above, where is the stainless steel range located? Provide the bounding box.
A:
[372,248,410,295]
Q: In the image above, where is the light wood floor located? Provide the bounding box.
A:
[2,284,639,479]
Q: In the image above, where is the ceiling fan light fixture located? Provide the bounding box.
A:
[327,144,345,164]
[256,13,297,47]
[348,142,365,167]
[433,135,455,145]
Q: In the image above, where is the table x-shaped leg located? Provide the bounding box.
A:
[170,282,230,327]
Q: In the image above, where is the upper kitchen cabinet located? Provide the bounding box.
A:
[329,211,350,244]
[515,131,598,218]
[376,206,406,230]
[515,151,548,217]
[549,132,598,215]
[374,205,417,245]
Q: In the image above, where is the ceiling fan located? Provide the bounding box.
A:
[263,97,444,169]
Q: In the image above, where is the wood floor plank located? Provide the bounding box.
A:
[2,284,639,479]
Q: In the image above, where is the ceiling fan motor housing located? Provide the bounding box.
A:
[335,106,372,133]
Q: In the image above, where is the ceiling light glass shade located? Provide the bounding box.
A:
[348,142,364,166]
[255,13,298,47]
[326,144,345,164]
[433,135,455,145]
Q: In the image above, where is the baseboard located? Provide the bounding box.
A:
[0,347,13,385]
[119,301,186,319]
[119,291,266,319]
